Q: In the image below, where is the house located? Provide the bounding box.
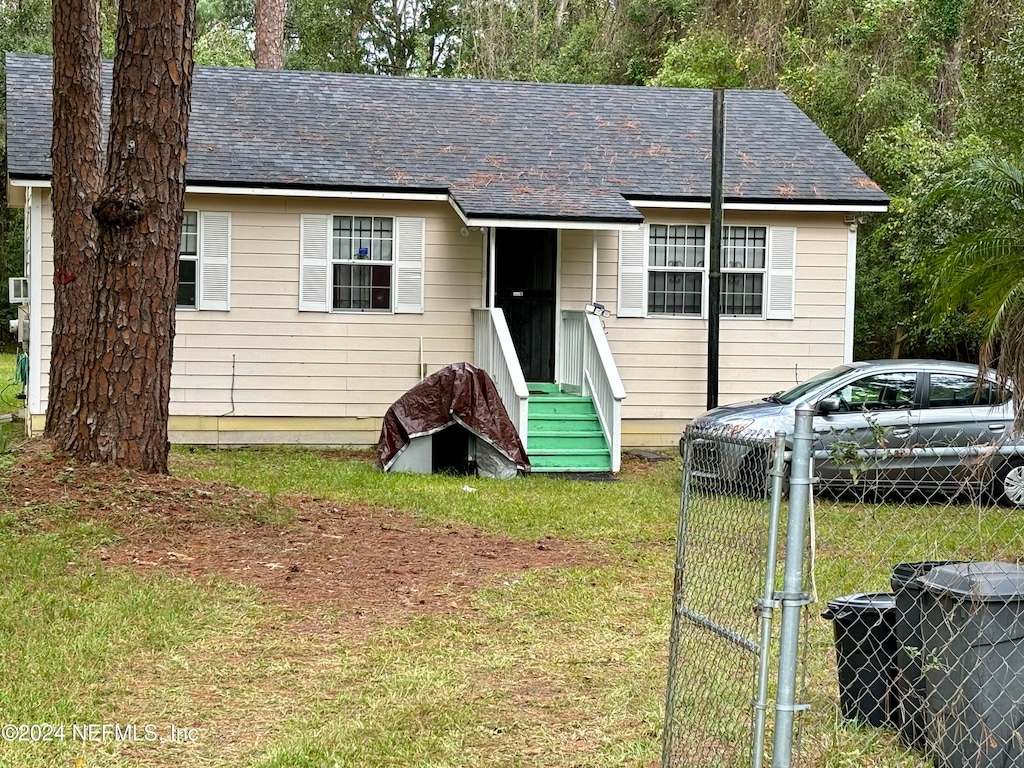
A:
[4,53,888,472]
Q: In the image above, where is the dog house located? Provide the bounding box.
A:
[378,362,530,478]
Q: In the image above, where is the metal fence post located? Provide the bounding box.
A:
[661,434,694,768]
[771,406,815,768]
[752,431,788,768]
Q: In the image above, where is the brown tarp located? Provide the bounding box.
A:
[377,362,530,473]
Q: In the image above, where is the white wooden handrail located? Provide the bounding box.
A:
[560,310,626,472]
[472,307,530,442]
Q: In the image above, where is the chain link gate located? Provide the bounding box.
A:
[665,403,1024,768]
[662,427,788,768]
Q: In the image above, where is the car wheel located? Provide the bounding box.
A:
[994,460,1024,507]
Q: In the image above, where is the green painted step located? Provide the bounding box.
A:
[528,397,598,416]
[529,450,613,472]
[528,433,608,451]
[529,417,600,433]
[526,386,611,473]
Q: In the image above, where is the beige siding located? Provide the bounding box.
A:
[34,194,487,432]
[560,211,851,430]
[31,195,852,447]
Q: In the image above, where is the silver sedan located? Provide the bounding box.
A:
[684,359,1024,506]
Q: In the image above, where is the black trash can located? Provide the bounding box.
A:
[891,560,966,749]
[918,562,1024,768]
[822,592,899,727]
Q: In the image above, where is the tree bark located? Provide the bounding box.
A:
[47,0,103,444]
[255,0,287,68]
[48,0,197,473]
[935,36,962,136]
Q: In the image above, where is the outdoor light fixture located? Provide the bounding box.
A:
[585,302,610,318]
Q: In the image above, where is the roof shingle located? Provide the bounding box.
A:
[4,53,888,222]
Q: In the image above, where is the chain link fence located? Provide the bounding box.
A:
[664,412,1024,768]
[662,426,782,768]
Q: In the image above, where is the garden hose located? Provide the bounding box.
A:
[15,353,28,385]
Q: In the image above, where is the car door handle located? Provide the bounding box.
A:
[892,428,912,439]
[990,424,1006,431]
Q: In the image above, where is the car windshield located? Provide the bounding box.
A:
[773,365,854,405]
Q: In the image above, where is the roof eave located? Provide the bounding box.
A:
[447,196,644,231]
[627,196,889,213]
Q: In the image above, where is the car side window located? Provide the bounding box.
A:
[831,372,918,412]
[927,373,1007,408]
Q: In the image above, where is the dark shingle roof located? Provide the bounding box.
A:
[5,53,888,222]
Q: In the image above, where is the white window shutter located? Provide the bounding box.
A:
[394,217,425,314]
[198,212,230,311]
[617,225,646,317]
[766,226,796,320]
[300,214,330,312]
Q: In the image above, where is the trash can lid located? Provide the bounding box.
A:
[822,592,896,620]
[891,560,967,588]
[918,561,1024,601]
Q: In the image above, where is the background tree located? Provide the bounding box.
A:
[925,157,1024,425]
[47,0,197,472]
[4,0,1024,377]
[196,0,255,66]
[255,0,286,67]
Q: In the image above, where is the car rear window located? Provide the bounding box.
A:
[926,373,1008,408]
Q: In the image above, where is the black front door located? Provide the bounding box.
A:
[494,228,557,382]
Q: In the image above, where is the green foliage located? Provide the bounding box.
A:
[975,18,1024,150]
[285,0,371,73]
[925,158,1024,334]
[195,20,254,66]
[286,0,459,76]
[653,29,752,88]
[855,124,991,359]
[2,0,1023,362]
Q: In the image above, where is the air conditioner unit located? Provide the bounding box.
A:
[8,277,28,304]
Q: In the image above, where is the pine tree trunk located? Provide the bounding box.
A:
[46,0,103,443]
[48,0,197,473]
[255,0,287,69]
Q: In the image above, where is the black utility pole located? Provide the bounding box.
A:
[707,87,725,411]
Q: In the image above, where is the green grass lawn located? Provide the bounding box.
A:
[0,442,1018,768]
[0,447,679,768]
[0,352,26,414]
[0,351,28,454]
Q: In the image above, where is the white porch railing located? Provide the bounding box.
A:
[559,310,627,472]
[472,307,530,442]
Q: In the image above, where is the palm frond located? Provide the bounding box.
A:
[931,233,1024,320]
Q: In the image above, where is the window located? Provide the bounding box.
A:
[300,214,424,314]
[332,216,393,311]
[177,211,199,308]
[647,224,704,315]
[926,373,1008,408]
[831,372,918,412]
[175,210,231,311]
[642,224,772,318]
[721,226,766,316]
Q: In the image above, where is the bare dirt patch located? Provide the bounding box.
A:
[3,441,594,623]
